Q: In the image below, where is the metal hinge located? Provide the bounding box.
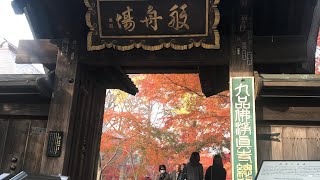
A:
[257,133,281,142]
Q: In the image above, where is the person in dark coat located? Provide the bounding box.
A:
[183,152,204,180]
[180,163,186,180]
[205,154,226,180]
[158,164,170,180]
[170,164,181,180]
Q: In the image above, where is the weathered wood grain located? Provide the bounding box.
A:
[282,127,307,160]
[270,126,283,160]
[66,70,106,180]
[261,107,320,121]
[96,67,138,95]
[0,120,30,173]
[306,128,320,160]
[0,119,9,168]
[39,43,106,180]
[0,74,50,104]
[261,74,320,87]
[40,44,80,175]
[0,74,42,86]
[256,126,272,168]
[23,120,47,174]
[88,84,105,180]
[254,72,263,99]
[229,0,253,77]
[15,37,310,68]
[68,70,92,178]
[16,40,58,64]
[0,103,49,116]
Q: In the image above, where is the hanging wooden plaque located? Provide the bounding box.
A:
[84,0,220,51]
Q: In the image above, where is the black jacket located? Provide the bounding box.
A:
[204,165,226,180]
[158,172,170,180]
[182,163,204,180]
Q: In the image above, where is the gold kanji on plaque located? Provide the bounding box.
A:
[168,4,190,31]
[116,6,136,32]
[140,5,163,31]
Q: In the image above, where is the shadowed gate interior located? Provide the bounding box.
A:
[0,0,320,179]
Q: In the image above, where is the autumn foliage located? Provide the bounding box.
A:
[100,74,231,180]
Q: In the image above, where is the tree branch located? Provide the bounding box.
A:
[101,138,127,171]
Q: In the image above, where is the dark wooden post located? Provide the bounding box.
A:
[40,40,106,180]
[229,0,257,179]
[40,40,80,175]
[229,0,253,77]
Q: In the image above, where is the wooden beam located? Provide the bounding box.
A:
[259,97,320,108]
[15,39,228,66]
[0,103,49,116]
[261,74,320,80]
[15,36,309,70]
[0,95,50,104]
[256,120,320,126]
[263,81,320,87]
[257,73,320,121]
[0,74,50,103]
[257,106,320,121]
[261,74,320,87]
[122,66,199,74]
[95,67,138,95]
[16,40,58,64]
[260,89,320,98]
[79,40,228,66]
[258,74,320,98]
[0,74,44,86]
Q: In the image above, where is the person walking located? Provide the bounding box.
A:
[170,164,181,180]
[183,152,204,180]
[204,154,226,180]
[158,165,170,180]
[180,163,187,180]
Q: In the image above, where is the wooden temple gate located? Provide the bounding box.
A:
[0,0,320,179]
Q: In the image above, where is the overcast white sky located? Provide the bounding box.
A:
[0,0,45,73]
[0,0,33,46]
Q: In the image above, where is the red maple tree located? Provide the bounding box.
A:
[100,74,231,180]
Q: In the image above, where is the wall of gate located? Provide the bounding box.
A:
[0,118,47,174]
[0,74,50,175]
[257,125,320,167]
